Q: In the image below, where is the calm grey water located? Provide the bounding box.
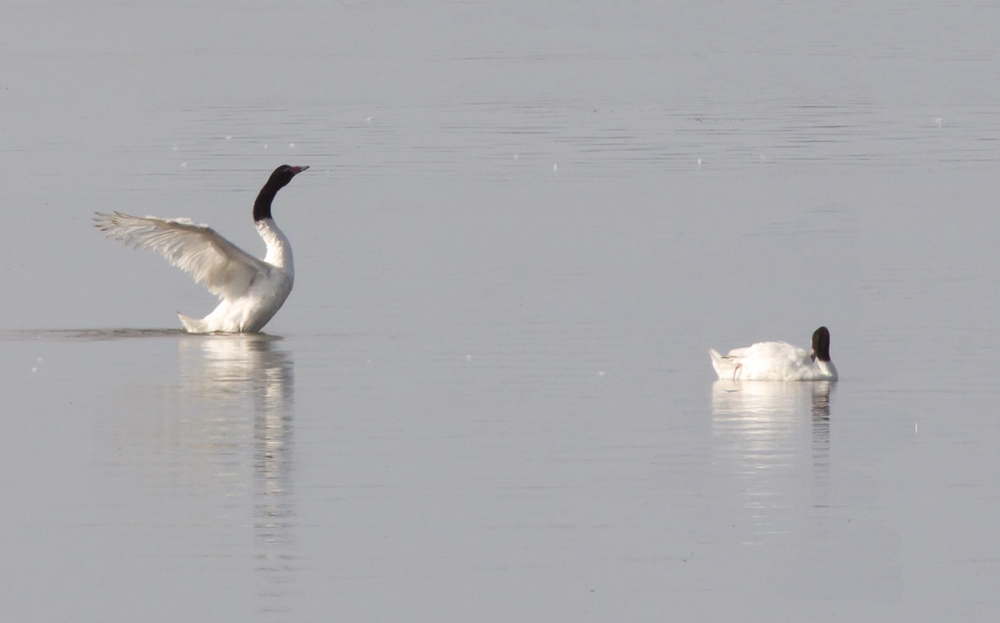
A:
[3,1,1000,621]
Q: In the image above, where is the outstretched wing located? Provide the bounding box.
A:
[94,211,268,300]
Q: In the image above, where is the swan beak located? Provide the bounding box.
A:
[291,165,310,175]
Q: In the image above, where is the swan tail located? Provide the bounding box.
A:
[178,312,209,333]
[709,348,735,380]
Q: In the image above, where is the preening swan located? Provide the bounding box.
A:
[709,326,838,381]
[94,165,308,333]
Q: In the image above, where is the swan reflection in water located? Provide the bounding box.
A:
[712,380,832,421]
[178,334,295,617]
[711,380,833,540]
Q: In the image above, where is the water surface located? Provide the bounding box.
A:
[2,1,1000,621]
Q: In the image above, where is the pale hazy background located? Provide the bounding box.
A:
[2,2,1000,621]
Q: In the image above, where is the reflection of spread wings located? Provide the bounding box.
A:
[94,211,269,300]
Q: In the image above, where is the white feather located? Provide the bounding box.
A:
[94,212,294,333]
[94,213,269,298]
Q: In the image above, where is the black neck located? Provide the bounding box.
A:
[253,181,281,222]
[812,327,832,362]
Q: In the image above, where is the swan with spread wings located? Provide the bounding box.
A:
[94,164,308,333]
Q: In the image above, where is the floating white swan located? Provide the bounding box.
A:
[94,165,308,333]
[709,326,838,381]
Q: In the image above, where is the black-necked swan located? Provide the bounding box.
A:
[94,164,308,333]
[709,326,838,381]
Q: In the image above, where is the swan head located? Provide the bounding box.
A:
[254,165,310,222]
[269,164,310,189]
[810,326,832,362]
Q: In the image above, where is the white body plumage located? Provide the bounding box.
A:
[179,217,294,333]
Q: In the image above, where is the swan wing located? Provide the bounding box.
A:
[94,211,268,300]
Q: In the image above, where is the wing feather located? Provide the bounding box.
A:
[94,211,268,300]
